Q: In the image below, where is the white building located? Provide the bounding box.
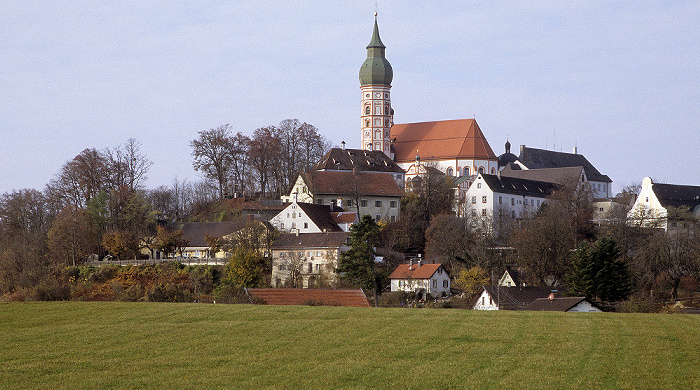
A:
[627,176,700,230]
[388,263,451,298]
[270,200,354,234]
[282,170,403,223]
[463,173,557,228]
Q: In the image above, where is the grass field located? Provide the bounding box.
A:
[1,302,699,389]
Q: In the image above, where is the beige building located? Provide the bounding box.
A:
[270,232,349,288]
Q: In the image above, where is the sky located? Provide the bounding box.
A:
[1,1,698,195]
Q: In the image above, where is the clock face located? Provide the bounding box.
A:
[375,93,381,98]
[365,93,370,98]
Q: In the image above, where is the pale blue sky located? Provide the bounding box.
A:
[1,1,698,194]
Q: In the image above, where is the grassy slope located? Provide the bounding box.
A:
[1,302,698,389]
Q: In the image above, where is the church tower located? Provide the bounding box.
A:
[359,13,393,157]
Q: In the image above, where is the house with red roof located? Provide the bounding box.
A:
[388,263,451,298]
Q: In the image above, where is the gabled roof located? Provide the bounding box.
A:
[391,119,497,163]
[314,148,404,173]
[518,146,611,183]
[301,171,403,197]
[652,182,700,210]
[500,165,584,186]
[179,220,252,247]
[388,263,446,280]
[524,297,602,312]
[294,202,343,232]
[479,173,559,198]
[271,232,349,250]
[246,288,370,307]
[479,286,563,310]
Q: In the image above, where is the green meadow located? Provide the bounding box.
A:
[1,302,698,389]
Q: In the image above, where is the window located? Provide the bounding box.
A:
[375,215,381,221]
[361,199,368,207]
[471,209,477,216]
[511,210,516,218]
[280,223,284,229]
[291,222,296,229]
[365,120,370,127]
[303,222,308,229]
[432,280,437,288]
[316,251,322,257]
[482,209,487,216]
[499,196,502,204]
[478,167,484,174]
[292,212,296,218]
[315,264,321,271]
[346,199,353,207]
[375,200,382,207]
[477,183,481,189]
[443,280,448,288]
[316,199,324,205]
[437,268,442,275]
[531,199,534,206]
[308,263,313,273]
[365,106,370,115]
[471,196,476,204]
[446,167,453,176]
[463,167,470,176]
[390,200,397,208]
[511,198,515,205]
[482,196,487,203]
[390,215,396,222]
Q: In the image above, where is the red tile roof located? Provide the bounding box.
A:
[388,263,445,280]
[391,119,497,163]
[303,171,403,197]
[245,288,370,307]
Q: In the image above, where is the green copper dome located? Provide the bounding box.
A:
[359,17,393,86]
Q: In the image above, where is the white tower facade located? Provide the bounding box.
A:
[359,14,393,157]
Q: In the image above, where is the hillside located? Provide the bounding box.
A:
[1,302,698,389]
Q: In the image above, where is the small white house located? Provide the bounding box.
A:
[388,263,450,298]
[627,177,700,230]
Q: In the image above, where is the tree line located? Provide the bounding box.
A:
[0,119,329,297]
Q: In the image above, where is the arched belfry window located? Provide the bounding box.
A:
[365,106,370,115]
[446,167,454,176]
[464,167,470,176]
[365,120,370,127]
[478,167,485,174]
[491,168,496,174]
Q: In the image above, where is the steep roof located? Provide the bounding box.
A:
[388,263,446,280]
[179,221,252,247]
[500,166,584,186]
[246,288,370,307]
[479,286,563,310]
[271,232,349,250]
[314,148,404,173]
[479,173,559,198]
[302,171,403,197]
[391,119,497,163]
[518,146,611,183]
[652,182,700,210]
[524,297,602,312]
[331,212,357,225]
[295,202,343,232]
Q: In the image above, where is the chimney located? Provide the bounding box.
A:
[572,146,578,154]
[520,144,525,156]
[341,141,346,150]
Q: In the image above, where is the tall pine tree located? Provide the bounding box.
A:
[567,237,633,303]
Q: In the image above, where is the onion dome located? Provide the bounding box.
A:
[359,14,393,86]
